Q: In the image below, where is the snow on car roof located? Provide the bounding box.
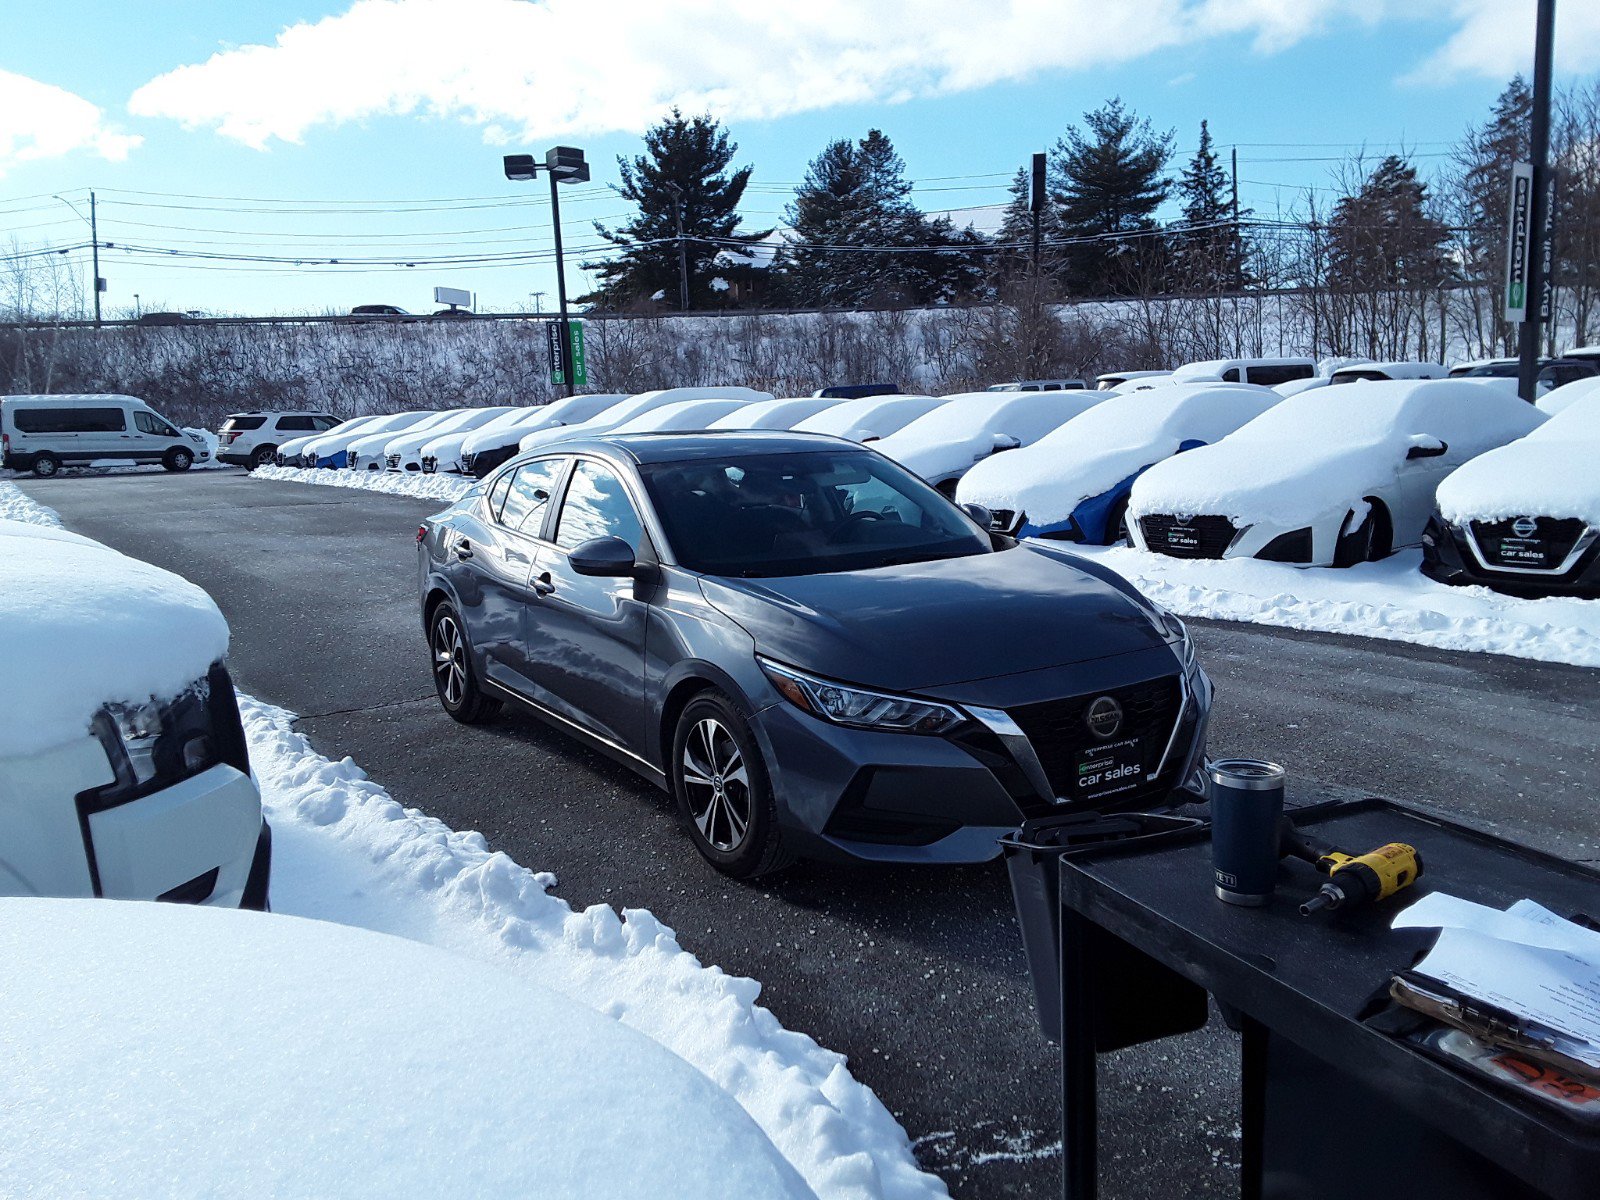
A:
[789,394,943,439]
[1170,357,1312,381]
[1537,374,1600,415]
[874,390,1101,479]
[1437,390,1600,526]
[609,397,751,433]
[0,897,816,1200]
[0,517,229,758]
[1331,361,1447,379]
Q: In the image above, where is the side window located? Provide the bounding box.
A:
[498,459,564,535]
[277,415,316,431]
[556,461,644,551]
[78,407,126,432]
[135,411,178,437]
[487,472,513,519]
[315,415,340,430]
[1221,368,1241,383]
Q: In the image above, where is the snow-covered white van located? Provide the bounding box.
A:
[0,519,269,908]
[1168,358,1316,387]
[1,393,211,477]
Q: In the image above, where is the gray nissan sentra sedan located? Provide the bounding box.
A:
[418,430,1211,878]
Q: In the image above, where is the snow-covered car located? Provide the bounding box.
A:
[873,389,1103,495]
[958,383,1281,542]
[347,411,457,471]
[709,396,844,430]
[461,394,630,478]
[292,410,429,468]
[0,519,269,908]
[788,393,946,442]
[1423,390,1596,596]
[1169,357,1315,387]
[419,405,540,474]
[1274,377,1332,398]
[381,407,516,473]
[4,898,814,1200]
[605,396,757,436]
[517,388,771,456]
[217,410,340,469]
[1329,361,1448,385]
[1097,370,1171,391]
[1537,374,1600,416]
[1127,379,1546,567]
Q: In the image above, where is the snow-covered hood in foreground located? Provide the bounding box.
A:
[1437,394,1600,526]
[0,516,229,758]
[0,898,815,1200]
[958,384,1277,523]
[873,390,1102,482]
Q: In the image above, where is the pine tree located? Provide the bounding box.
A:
[1051,98,1174,295]
[585,110,770,309]
[1171,120,1248,290]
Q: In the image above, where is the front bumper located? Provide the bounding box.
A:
[1130,510,1340,566]
[750,646,1211,865]
[1422,515,1600,597]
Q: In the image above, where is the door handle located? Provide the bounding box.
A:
[532,572,556,596]
[455,540,475,561]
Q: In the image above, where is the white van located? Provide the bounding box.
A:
[1,393,210,477]
[1169,358,1316,387]
[1329,362,1448,385]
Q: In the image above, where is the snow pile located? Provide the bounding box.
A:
[0,480,61,527]
[957,384,1277,524]
[874,390,1102,481]
[1070,544,1600,667]
[1437,391,1600,526]
[1130,380,1545,525]
[244,697,946,1200]
[252,464,476,501]
[0,498,229,758]
[0,897,817,1200]
[1538,374,1600,416]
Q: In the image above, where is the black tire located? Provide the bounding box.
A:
[249,444,277,469]
[162,446,194,472]
[671,690,793,879]
[428,602,501,724]
[1105,495,1131,546]
[1334,498,1394,567]
[31,452,60,478]
[1366,499,1394,561]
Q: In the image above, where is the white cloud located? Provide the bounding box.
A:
[126,0,1423,149]
[1408,1,1600,84]
[0,70,141,174]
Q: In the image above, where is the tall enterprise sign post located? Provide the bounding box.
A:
[1507,0,1557,403]
[505,147,590,397]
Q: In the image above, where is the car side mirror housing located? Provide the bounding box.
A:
[961,502,994,529]
[1406,437,1448,460]
[990,433,1021,452]
[568,536,641,578]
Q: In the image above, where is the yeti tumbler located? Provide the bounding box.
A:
[1207,759,1286,906]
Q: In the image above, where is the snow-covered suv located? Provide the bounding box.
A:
[218,410,340,469]
[0,516,270,908]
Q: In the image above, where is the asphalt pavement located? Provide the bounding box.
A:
[19,468,1600,1199]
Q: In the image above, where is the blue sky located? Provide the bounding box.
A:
[3,1,1597,317]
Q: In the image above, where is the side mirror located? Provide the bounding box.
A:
[990,433,1021,452]
[1406,436,1448,460]
[961,502,993,529]
[568,536,640,578]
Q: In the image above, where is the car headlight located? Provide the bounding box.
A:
[91,678,223,800]
[758,658,966,735]
[1158,608,1198,673]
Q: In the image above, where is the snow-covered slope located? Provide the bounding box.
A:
[1437,391,1600,526]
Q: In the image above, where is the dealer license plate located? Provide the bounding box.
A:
[1072,736,1146,803]
[1494,537,1551,568]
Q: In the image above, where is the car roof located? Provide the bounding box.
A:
[556,429,861,464]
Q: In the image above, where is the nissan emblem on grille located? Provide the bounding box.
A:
[1086,695,1124,739]
[1512,516,1538,538]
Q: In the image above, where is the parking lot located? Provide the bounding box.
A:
[20,467,1600,1199]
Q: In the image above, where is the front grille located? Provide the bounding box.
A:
[460,451,477,473]
[421,456,437,473]
[1140,514,1235,559]
[1008,676,1184,806]
[1469,516,1586,571]
[386,453,402,469]
[989,508,1021,534]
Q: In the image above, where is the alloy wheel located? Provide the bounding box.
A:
[681,717,751,852]
[432,614,468,707]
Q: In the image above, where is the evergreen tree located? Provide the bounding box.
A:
[1328,155,1450,288]
[1171,120,1248,290]
[585,110,769,309]
[1051,98,1174,295]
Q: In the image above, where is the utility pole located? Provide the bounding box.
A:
[134,292,141,319]
[89,191,102,328]
[666,181,689,312]
[1230,147,1241,287]
[547,166,575,396]
[1030,152,1046,272]
[1517,0,1556,403]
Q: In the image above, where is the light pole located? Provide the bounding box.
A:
[52,191,103,327]
[133,293,141,319]
[1516,0,1556,403]
[504,147,590,398]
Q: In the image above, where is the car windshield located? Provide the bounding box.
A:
[639,449,991,578]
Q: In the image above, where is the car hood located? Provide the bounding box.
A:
[698,543,1172,692]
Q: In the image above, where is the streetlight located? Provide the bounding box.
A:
[133,293,141,319]
[504,147,590,397]
[52,191,103,327]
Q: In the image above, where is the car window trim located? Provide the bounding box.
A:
[487,455,571,546]
[550,453,658,562]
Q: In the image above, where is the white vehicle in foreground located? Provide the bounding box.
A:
[460,394,630,477]
[1127,379,1545,567]
[0,519,269,907]
[382,406,515,473]
[3,898,814,1200]
[347,411,456,470]
[1537,374,1600,416]
[789,393,946,442]
[1425,390,1600,596]
[709,396,844,430]
[957,383,1280,542]
[517,388,771,455]
[873,389,1103,494]
[419,405,539,474]
[292,410,428,467]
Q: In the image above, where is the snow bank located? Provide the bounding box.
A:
[1068,544,1600,667]
[252,463,476,501]
[0,897,816,1200]
[1129,380,1545,525]
[1437,392,1600,526]
[0,481,61,528]
[244,697,946,1200]
[956,384,1277,523]
[874,390,1101,481]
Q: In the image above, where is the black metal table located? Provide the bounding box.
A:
[1053,798,1600,1199]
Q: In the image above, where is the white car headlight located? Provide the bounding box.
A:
[758,659,965,735]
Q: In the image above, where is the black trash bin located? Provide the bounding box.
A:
[1002,811,1211,1046]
